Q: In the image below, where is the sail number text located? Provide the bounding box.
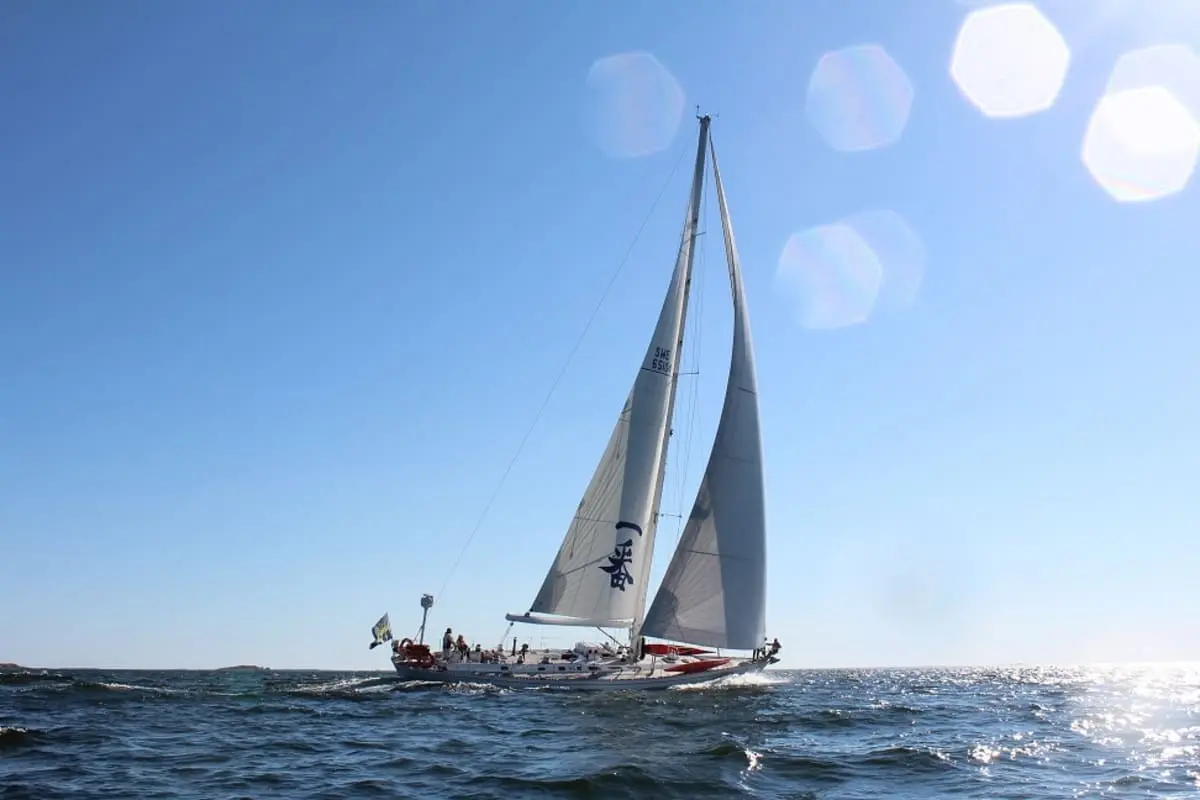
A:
[650,346,672,375]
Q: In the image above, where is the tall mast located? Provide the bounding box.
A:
[630,113,712,646]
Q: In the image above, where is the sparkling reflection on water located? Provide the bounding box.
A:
[2,664,1199,798]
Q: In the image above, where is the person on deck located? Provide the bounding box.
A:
[442,628,454,658]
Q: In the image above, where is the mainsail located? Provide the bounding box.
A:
[506,116,711,630]
[639,135,768,651]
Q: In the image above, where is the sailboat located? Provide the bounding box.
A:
[381,114,779,690]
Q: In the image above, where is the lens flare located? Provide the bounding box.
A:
[1082,45,1200,202]
[806,44,915,152]
[950,3,1071,119]
[581,52,685,159]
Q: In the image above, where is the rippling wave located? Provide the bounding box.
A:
[2,664,1198,798]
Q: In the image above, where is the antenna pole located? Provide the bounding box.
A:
[417,593,434,645]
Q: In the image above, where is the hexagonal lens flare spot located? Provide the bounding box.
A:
[842,210,927,313]
[1083,87,1200,203]
[1082,45,1200,203]
[581,52,685,159]
[950,3,1071,119]
[775,210,926,330]
[777,223,882,330]
[805,44,915,152]
[1105,44,1200,108]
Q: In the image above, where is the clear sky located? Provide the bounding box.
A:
[3,0,1198,671]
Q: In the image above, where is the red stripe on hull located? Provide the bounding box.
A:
[644,644,713,656]
[663,658,731,674]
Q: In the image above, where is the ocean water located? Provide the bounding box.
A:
[2,664,1198,798]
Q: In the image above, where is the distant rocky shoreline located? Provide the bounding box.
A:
[1,663,275,673]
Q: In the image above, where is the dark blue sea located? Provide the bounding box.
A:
[3,664,1198,798]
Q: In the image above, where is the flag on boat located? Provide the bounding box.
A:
[368,613,392,649]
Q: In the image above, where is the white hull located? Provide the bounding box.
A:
[391,656,773,691]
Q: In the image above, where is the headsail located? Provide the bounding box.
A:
[506,116,712,630]
[640,134,768,651]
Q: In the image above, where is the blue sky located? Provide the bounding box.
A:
[2,0,1198,670]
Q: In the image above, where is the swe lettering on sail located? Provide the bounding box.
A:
[650,346,672,375]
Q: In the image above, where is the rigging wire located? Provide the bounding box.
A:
[670,160,710,543]
[434,143,694,603]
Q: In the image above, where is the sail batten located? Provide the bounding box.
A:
[640,134,768,652]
